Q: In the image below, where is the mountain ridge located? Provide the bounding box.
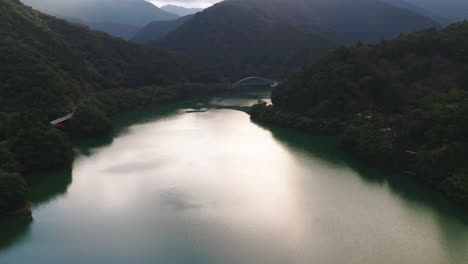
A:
[161,4,202,16]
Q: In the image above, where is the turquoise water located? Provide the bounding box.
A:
[0,90,467,264]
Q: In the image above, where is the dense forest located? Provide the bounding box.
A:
[251,22,468,207]
[0,0,226,215]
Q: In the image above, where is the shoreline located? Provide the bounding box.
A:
[2,202,33,218]
[249,102,468,210]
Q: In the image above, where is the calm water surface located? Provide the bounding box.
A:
[0,89,467,264]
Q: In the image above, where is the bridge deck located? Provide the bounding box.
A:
[50,113,74,125]
[233,76,278,88]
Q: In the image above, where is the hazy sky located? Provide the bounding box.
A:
[147,0,221,8]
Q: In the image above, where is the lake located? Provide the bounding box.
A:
[0,89,467,264]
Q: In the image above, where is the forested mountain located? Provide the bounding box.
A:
[20,0,179,38]
[161,4,202,16]
[155,0,438,78]
[132,15,193,43]
[0,0,224,214]
[252,22,468,207]
[157,1,338,79]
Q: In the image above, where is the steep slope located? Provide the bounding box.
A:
[157,1,337,79]
[252,22,468,207]
[161,4,202,16]
[132,15,193,43]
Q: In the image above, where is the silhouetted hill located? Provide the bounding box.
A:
[252,22,468,207]
[132,15,193,43]
[161,4,202,16]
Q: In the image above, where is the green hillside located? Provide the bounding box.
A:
[252,22,468,207]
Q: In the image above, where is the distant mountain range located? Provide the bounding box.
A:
[161,4,202,16]
[21,0,179,38]
[20,0,467,42]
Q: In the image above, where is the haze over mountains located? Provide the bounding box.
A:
[20,0,179,39]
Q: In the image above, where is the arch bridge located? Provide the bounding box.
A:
[232,76,278,88]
